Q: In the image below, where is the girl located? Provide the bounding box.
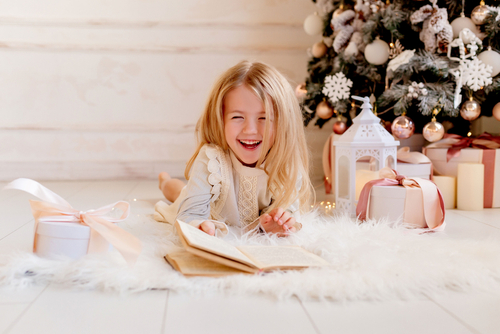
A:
[154,61,313,237]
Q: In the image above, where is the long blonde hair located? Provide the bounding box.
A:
[185,61,313,213]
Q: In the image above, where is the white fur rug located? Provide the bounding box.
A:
[1,211,500,301]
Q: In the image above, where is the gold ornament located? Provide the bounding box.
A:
[423,108,445,143]
[460,98,481,121]
[311,41,328,58]
[389,39,404,59]
[492,102,500,121]
[471,1,489,25]
[391,114,415,139]
[316,101,334,119]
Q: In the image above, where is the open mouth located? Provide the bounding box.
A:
[238,140,261,149]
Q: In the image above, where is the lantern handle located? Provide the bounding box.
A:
[351,95,372,109]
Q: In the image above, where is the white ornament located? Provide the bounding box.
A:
[451,16,480,39]
[387,49,415,73]
[478,49,500,77]
[407,82,427,99]
[322,72,353,103]
[304,13,324,36]
[364,37,390,65]
[447,29,493,107]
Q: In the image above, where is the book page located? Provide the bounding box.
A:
[165,251,246,277]
[237,245,330,271]
[175,220,256,268]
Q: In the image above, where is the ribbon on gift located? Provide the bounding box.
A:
[3,178,142,265]
[426,133,500,162]
[356,168,445,231]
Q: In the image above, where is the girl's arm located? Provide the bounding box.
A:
[176,146,228,236]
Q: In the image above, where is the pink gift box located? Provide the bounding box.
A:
[424,147,500,208]
[396,162,431,179]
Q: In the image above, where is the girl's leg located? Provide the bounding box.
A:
[158,172,186,202]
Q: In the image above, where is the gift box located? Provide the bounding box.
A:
[4,178,141,264]
[35,221,112,259]
[424,147,500,208]
[356,167,445,232]
[366,186,425,227]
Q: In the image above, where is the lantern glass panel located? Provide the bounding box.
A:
[338,156,350,199]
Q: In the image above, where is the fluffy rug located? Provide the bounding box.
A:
[1,211,500,301]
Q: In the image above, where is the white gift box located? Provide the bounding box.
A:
[35,221,111,259]
[396,162,431,179]
[367,186,425,227]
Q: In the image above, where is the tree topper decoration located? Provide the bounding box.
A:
[447,28,493,108]
[322,73,353,104]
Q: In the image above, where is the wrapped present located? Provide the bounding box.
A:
[356,168,445,231]
[423,133,500,208]
[3,178,142,265]
[396,147,432,180]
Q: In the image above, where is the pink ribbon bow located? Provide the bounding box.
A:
[4,178,142,265]
[426,133,500,162]
[356,168,445,231]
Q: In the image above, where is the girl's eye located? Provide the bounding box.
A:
[232,116,243,119]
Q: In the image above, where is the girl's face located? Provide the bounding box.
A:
[223,84,274,167]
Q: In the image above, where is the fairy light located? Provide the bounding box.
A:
[467,131,472,137]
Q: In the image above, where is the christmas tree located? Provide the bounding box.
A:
[299,0,500,142]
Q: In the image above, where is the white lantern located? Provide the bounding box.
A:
[333,95,400,216]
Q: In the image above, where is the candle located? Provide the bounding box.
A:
[433,175,456,209]
[355,170,380,201]
[457,163,484,211]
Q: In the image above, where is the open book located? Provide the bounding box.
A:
[164,220,330,277]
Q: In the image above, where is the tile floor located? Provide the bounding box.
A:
[0,180,499,334]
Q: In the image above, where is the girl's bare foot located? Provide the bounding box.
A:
[158,172,185,202]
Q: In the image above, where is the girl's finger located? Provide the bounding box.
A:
[273,208,285,224]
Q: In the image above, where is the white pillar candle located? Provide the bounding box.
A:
[433,176,456,209]
[457,163,484,211]
[355,170,380,201]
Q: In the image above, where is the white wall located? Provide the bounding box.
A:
[0,0,327,181]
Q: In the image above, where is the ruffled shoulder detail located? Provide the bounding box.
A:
[202,144,231,221]
[205,145,222,203]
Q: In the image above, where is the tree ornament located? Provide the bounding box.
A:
[406,82,428,99]
[493,102,500,121]
[304,12,324,36]
[410,0,453,53]
[316,100,334,119]
[331,10,355,53]
[322,72,353,104]
[460,97,481,121]
[423,119,445,142]
[364,37,390,65]
[332,5,345,19]
[478,47,500,77]
[471,1,489,25]
[451,15,480,39]
[333,117,347,134]
[295,83,307,99]
[389,40,404,59]
[391,114,415,139]
[423,107,445,142]
[447,29,493,107]
[311,41,328,58]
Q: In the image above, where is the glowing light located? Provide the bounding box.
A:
[467,132,472,137]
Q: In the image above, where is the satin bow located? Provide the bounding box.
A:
[356,168,445,231]
[426,133,500,162]
[4,178,142,265]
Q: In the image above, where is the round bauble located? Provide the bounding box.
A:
[423,120,445,142]
[451,16,479,39]
[492,102,500,121]
[295,83,307,99]
[364,38,390,65]
[460,99,481,121]
[304,13,324,36]
[471,4,489,25]
[478,49,500,77]
[333,120,347,134]
[391,115,415,139]
[312,41,328,58]
[316,101,333,119]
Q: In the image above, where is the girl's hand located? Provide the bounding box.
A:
[199,220,216,236]
[259,208,296,236]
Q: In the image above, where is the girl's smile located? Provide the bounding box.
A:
[223,85,274,167]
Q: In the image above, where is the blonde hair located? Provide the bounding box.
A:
[185,61,313,213]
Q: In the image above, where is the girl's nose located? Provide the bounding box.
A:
[242,120,258,134]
